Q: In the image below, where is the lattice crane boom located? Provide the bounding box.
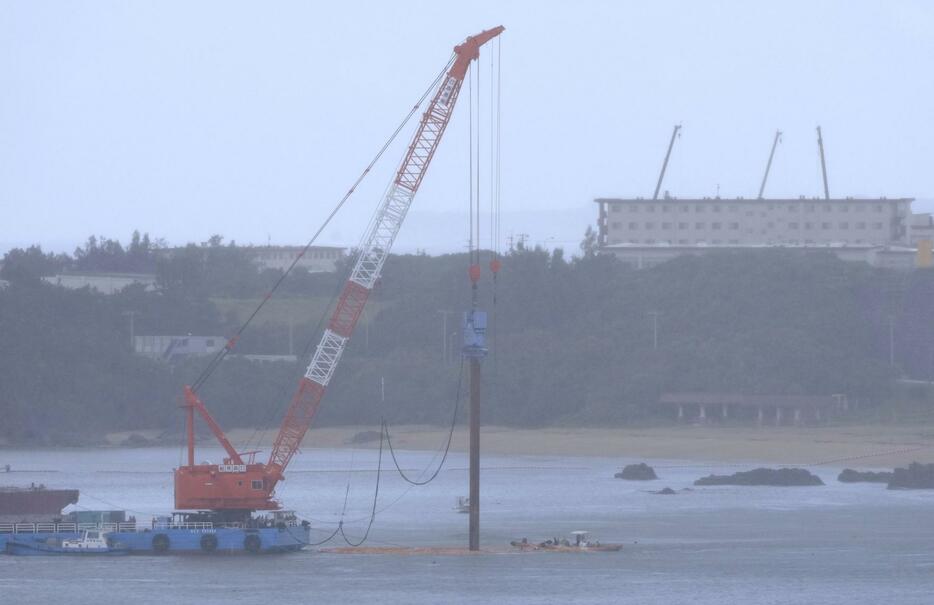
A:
[174,26,504,512]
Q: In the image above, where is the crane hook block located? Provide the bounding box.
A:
[489,259,502,274]
[468,264,482,283]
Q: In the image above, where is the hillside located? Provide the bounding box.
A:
[1,236,932,445]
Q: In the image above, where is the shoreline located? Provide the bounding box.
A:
[84,423,934,469]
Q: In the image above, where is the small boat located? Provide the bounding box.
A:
[510,531,622,552]
[568,530,622,551]
[5,530,130,556]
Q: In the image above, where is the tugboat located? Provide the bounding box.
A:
[5,529,129,556]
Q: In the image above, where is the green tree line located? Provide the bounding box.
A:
[2,234,932,444]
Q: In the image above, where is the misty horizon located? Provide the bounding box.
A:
[3,1,932,258]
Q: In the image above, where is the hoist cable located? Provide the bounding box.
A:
[496,38,502,259]
[303,524,342,546]
[490,45,495,257]
[468,63,474,263]
[383,359,464,485]
[490,38,502,412]
[304,358,466,547]
[476,59,482,266]
[337,417,385,547]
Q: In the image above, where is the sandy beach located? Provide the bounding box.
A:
[104,422,934,469]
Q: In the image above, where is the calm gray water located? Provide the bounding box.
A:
[1,445,933,604]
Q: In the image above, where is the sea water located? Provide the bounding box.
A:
[0,445,932,604]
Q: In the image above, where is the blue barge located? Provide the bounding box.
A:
[1,510,310,555]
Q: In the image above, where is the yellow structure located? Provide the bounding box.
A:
[917,239,933,268]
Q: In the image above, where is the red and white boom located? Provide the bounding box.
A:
[175,26,504,512]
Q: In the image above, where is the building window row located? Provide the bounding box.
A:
[611,220,887,232]
[611,203,889,214]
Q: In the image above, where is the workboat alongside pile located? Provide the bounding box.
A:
[510,531,622,553]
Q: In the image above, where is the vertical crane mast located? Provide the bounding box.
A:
[265,26,505,487]
[653,124,681,200]
[817,125,830,200]
[757,129,782,199]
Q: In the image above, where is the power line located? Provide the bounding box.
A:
[188,54,456,394]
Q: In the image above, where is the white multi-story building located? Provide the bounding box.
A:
[595,196,927,270]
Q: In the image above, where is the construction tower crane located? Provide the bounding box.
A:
[174,26,505,513]
[653,124,681,200]
[757,129,782,199]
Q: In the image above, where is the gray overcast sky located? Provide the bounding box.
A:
[2,1,932,255]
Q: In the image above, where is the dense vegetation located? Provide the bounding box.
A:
[2,233,932,445]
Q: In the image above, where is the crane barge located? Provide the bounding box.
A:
[0,26,504,555]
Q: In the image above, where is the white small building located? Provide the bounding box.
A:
[42,272,157,295]
[134,335,225,361]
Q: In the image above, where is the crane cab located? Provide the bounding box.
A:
[174,463,279,511]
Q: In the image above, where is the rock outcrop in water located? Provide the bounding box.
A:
[694,467,823,486]
[650,487,677,495]
[615,463,658,480]
[346,430,382,444]
[837,468,893,483]
[120,433,152,447]
[887,462,934,490]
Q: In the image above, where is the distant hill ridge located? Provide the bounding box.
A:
[2,239,932,444]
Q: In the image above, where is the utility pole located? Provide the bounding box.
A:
[653,124,681,200]
[463,277,488,551]
[468,351,481,551]
[758,130,782,199]
[438,310,452,363]
[362,307,370,354]
[889,314,896,367]
[647,310,661,350]
[817,126,830,200]
[123,310,138,350]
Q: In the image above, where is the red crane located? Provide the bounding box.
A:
[174,26,505,513]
